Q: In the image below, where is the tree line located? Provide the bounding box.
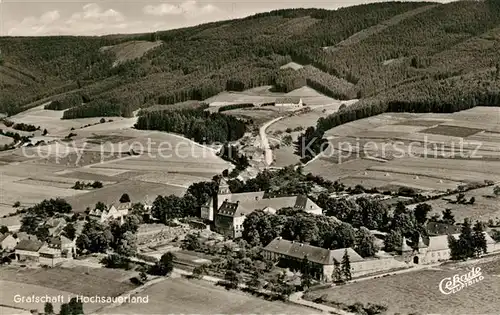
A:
[134,106,247,144]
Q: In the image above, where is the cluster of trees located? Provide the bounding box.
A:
[150,194,198,223]
[12,122,39,132]
[76,203,143,255]
[273,65,356,99]
[218,103,254,112]
[0,129,31,144]
[3,0,500,121]
[45,94,83,110]
[62,97,134,119]
[135,107,247,144]
[44,297,83,315]
[218,144,250,173]
[71,181,103,190]
[150,180,218,223]
[20,198,72,239]
[448,219,487,260]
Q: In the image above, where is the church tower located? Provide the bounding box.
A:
[218,178,231,195]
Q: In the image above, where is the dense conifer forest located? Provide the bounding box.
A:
[2,0,500,143]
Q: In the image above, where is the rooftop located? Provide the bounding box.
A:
[15,239,43,252]
[263,237,363,265]
[275,97,302,104]
[216,194,321,217]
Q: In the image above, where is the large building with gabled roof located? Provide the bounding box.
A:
[262,237,364,281]
[208,180,322,238]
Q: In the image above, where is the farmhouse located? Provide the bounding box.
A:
[275,97,303,108]
[38,236,75,266]
[44,217,67,236]
[15,239,43,261]
[401,232,499,264]
[0,233,18,251]
[262,237,364,281]
[89,203,129,224]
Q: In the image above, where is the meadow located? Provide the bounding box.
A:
[409,185,500,223]
[0,266,137,314]
[0,107,232,216]
[97,277,320,315]
[308,264,500,314]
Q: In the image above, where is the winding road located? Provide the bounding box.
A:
[259,117,283,166]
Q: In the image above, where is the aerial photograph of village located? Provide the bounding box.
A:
[1,0,500,314]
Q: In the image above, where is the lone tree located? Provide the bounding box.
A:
[95,201,107,211]
[44,302,54,314]
[442,209,455,224]
[494,186,500,196]
[192,264,207,279]
[332,260,343,282]
[341,249,352,281]
[150,252,175,276]
[414,203,432,225]
[120,193,131,203]
[300,255,313,289]
[472,221,487,257]
[224,270,240,289]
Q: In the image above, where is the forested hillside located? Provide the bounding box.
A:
[1,0,500,126]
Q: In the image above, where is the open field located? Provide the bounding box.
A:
[410,186,500,222]
[0,266,137,314]
[0,280,78,314]
[0,120,231,215]
[0,135,13,146]
[97,277,320,315]
[309,264,500,314]
[206,85,340,108]
[65,180,187,212]
[100,40,163,66]
[304,107,500,193]
[8,104,135,136]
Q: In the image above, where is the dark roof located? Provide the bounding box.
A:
[275,97,301,104]
[15,232,38,241]
[217,201,244,217]
[216,195,321,217]
[263,237,363,265]
[15,239,43,252]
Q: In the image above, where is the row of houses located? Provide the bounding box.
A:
[88,202,131,224]
[14,235,76,266]
[1,230,77,267]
